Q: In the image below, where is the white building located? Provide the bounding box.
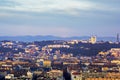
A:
[5,74,14,79]
[27,71,33,78]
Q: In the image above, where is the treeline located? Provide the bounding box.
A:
[1,40,120,56]
[52,42,120,56]
[0,47,24,54]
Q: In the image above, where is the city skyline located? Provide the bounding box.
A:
[0,0,120,37]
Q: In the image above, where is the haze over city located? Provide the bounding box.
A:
[0,0,120,37]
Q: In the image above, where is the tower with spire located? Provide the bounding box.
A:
[117,33,119,43]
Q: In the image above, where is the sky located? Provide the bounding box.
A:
[0,0,120,37]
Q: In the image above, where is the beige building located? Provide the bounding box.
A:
[47,70,63,79]
[71,71,82,80]
[89,36,97,44]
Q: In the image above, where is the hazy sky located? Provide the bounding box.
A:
[0,0,120,37]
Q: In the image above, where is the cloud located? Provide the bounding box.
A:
[1,0,118,16]
[0,0,120,37]
[0,0,119,17]
[0,0,89,14]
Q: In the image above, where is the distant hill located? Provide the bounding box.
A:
[0,35,117,42]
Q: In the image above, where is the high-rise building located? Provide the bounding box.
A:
[117,33,119,43]
[89,36,97,44]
